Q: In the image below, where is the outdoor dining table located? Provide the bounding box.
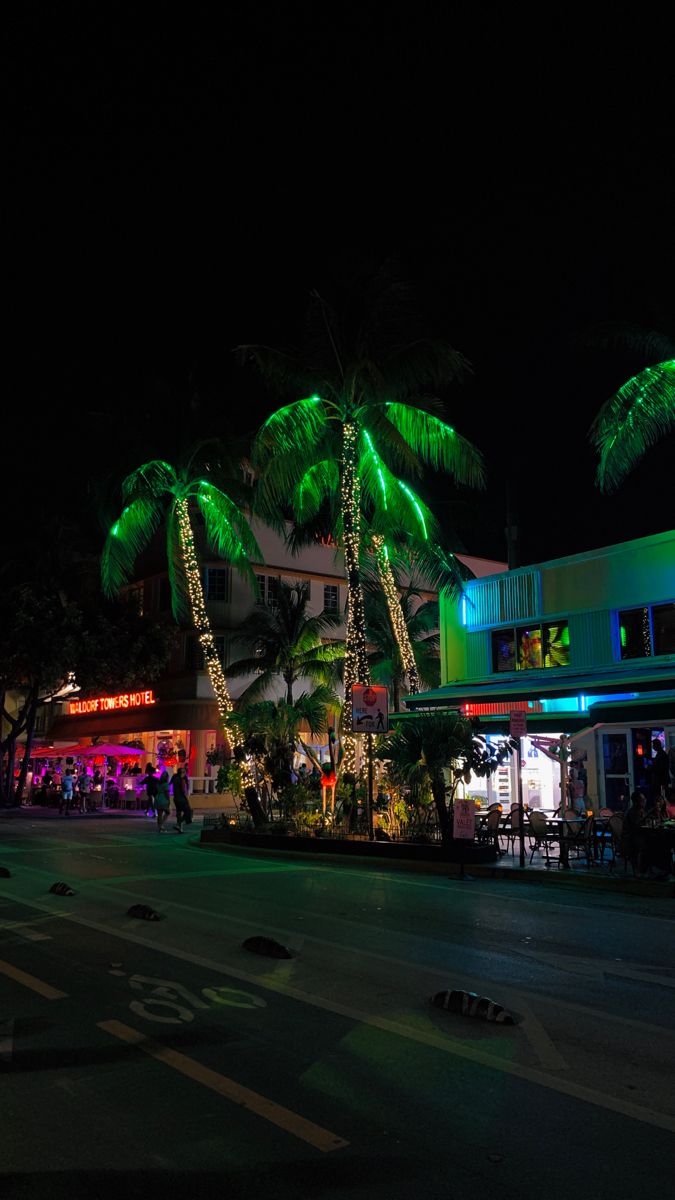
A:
[544,817,586,869]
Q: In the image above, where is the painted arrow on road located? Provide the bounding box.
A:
[0,1018,15,1063]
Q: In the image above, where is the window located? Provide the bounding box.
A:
[324,584,339,613]
[492,621,569,673]
[205,568,229,603]
[619,603,675,659]
[256,574,280,609]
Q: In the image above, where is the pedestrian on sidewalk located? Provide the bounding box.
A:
[155,770,171,832]
[78,769,93,813]
[59,769,75,816]
[170,767,193,833]
[142,763,158,816]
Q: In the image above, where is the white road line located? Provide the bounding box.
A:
[3,889,675,1134]
[517,1002,568,1071]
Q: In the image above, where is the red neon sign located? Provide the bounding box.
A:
[68,689,158,716]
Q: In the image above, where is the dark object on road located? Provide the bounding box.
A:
[49,881,75,896]
[0,867,10,878]
[430,989,514,1024]
[127,903,161,921]
[242,935,293,959]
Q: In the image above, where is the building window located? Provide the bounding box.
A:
[324,584,339,613]
[256,574,280,609]
[205,568,229,602]
[492,622,570,673]
[619,603,675,659]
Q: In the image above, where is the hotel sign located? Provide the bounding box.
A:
[68,689,158,716]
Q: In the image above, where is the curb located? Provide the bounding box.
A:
[197,835,675,899]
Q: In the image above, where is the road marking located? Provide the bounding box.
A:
[97,1019,349,1152]
[516,947,675,988]
[0,1018,15,1062]
[5,891,675,1133]
[0,957,67,1000]
[518,1002,568,1071]
[0,917,53,942]
[202,985,267,1009]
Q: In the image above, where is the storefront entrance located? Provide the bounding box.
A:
[599,726,668,810]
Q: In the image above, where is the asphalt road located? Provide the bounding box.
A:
[1,815,674,1200]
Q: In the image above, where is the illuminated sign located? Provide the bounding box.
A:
[68,689,158,716]
[351,684,389,733]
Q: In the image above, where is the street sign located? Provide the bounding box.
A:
[351,684,389,733]
[453,798,475,840]
[509,710,527,738]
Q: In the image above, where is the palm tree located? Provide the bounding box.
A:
[242,271,485,771]
[101,457,261,736]
[363,574,440,712]
[230,686,336,823]
[225,578,343,706]
[587,325,675,491]
[377,712,514,846]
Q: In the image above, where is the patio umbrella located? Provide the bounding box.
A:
[70,744,145,811]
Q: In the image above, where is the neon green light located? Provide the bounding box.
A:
[364,429,388,509]
[620,625,626,648]
[111,523,119,536]
[397,480,428,539]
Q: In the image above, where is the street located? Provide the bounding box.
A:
[1,815,674,1199]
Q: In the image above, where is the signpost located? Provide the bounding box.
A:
[509,710,527,868]
[452,798,475,840]
[352,685,389,842]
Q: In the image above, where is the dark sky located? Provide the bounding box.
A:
[8,8,675,567]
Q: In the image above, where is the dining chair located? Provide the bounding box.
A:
[528,810,557,865]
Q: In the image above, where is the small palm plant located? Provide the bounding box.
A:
[225,578,343,705]
[101,456,261,735]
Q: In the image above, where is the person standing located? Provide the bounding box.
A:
[78,769,93,813]
[142,763,158,816]
[155,770,171,832]
[170,767,192,833]
[60,769,75,816]
[651,738,670,801]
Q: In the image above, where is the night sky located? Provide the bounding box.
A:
[8,8,675,569]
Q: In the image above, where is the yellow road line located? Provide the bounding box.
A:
[0,957,67,999]
[98,1019,348,1153]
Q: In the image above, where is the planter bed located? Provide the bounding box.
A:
[200,826,499,864]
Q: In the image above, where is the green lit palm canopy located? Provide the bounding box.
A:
[590,359,675,492]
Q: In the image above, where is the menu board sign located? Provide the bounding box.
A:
[453,798,475,840]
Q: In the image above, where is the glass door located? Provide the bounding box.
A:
[600,730,632,811]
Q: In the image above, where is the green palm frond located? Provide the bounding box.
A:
[165,505,191,622]
[590,359,675,491]
[121,460,178,501]
[358,438,438,544]
[292,460,340,523]
[293,686,338,736]
[580,322,675,362]
[195,482,261,587]
[252,395,328,460]
[101,496,164,596]
[408,542,473,599]
[385,404,486,486]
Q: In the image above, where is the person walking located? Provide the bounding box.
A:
[78,769,93,813]
[155,770,171,833]
[142,763,158,816]
[59,769,75,816]
[170,767,192,833]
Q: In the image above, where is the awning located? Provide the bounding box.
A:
[404,662,675,709]
[390,709,593,734]
[587,693,675,724]
[49,700,219,739]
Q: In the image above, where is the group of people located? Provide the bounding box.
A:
[140,764,193,833]
[622,785,675,879]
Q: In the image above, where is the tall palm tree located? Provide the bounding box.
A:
[364,575,440,712]
[242,271,484,771]
[587,325,675,491]
[225,578,343,706]
[101,457,261,735]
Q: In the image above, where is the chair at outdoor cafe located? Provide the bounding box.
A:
[478,807,504,855]
[502,803,523,855]
[528,809,558,865]
[608,812,636,876]
[561,810,594,867]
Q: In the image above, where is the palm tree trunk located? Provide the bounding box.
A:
[373,536,419,695]
[175,498,234,735]
[342,422,370,774]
